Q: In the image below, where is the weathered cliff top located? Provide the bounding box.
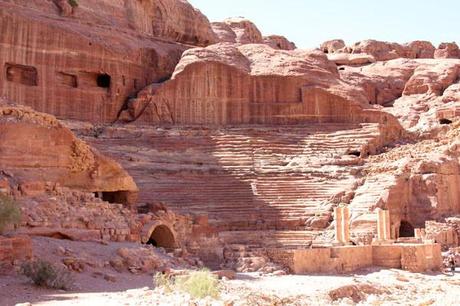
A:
[174,43,335,77]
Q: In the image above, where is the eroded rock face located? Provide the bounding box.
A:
[404,40,436,59]
[340,58,460,131]
[7,0,217,46]
[0,104,138,203]
[320,39,346,54]
[212,18,295,50]
[263,35,296,50]
[435,42,460,59]
[327,53,376,66]
[324,39,436,62]
[222,17,264,44]
[350,40,407,61]
[123,43,401,129]
[0,0,216,123]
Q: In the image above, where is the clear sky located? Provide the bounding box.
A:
[188,0,459,49]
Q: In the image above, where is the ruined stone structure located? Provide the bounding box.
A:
[334,207,351,245]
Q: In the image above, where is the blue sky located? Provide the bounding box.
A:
[188,0,459,49]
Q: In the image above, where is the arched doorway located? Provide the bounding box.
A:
[147,225,176,249]
[399,220,415,237]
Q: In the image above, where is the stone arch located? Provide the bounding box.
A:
[141,222,177,249]
[399,220,415,238]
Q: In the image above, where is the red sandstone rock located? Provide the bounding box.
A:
[404,41,436,59]
[212,269,236,279]
[350,40,406,61]
[320,39,346,54]
[212,19,295,50]
[403,61,460,96]
[123,43,401,129]
[263,35,296,50]
[327,53,376,66]
[337,40,435,62]
[0,235,32,263]
[211,22,238,43]
[0,104,138,203]
[329,284,385,303]
[435,42,460,59]
[222,17,264,44]
[0,0,215,123]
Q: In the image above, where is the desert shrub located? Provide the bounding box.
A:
[153,272,174,292]
[68,0,78,8]
[20,260,74,290]
[153,269,221,299]
[175,269,220,299]
[0,194,21,234]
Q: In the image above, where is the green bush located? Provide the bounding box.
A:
[68,0,78,8]
[20,260,74,290]
[175,270,220,299]
[153,269,221,299]
[0,194,21,234]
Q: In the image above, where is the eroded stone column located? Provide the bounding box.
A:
[334,207,344,244]
[415,228,421,239]
[384,210,391,240]
[377,208,384,241]
[342,206,350,244]
[376,209,391,242]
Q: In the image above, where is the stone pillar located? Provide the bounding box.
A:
[342,206,350,244]
[334,207,343,244]
[377,208,384,241]
[376,209,392,242]
[384,210,391,240]
[415,228,421,239]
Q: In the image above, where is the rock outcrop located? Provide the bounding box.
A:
[435,42,460,59]
[212,18,296,50]
[320,39,346,54]
[220,17,264,44]
[322,39,437,63]
[339,58,460,131]
[0,104,138,204]
[263,35,296,50]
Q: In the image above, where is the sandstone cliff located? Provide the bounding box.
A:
[0,0,217,123]
[122,43,401,133]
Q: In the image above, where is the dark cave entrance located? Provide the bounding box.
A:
[348,150,361,157]
[399,220,415,238]
[96,73,111,88]
[147,225,176,250]
[439,118,453,125]
[94,191,131,205]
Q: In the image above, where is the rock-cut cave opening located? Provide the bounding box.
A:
[348,150,361,157]
[96,73,111,88]
[399,220,415,238]
[439,118,453,125]
[146,225,176,250]
[94,191,131,205]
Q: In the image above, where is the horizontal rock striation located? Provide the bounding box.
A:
[0,0,216,123]
[123,43,402,129]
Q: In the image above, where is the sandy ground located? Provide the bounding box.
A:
[2,238,460,306]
